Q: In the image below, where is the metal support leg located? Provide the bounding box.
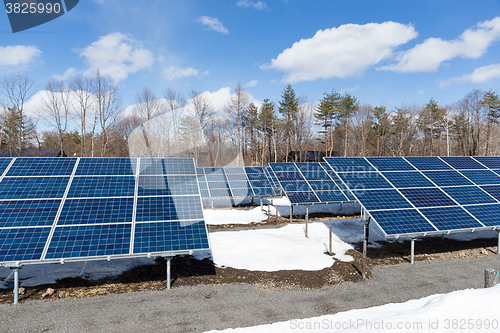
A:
[329,225,333,255]
[290,206,293,223]
[497,230,500,255]
[305,206,309,238]
[166,257,172,289]
[275,205,279,223]
[410,239,415,264]
[211,200,214,210]
[11,267,19,304]
[362,217,370,279]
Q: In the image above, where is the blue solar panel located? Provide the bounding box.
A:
[226,173,248,181]
[249,180,272,188]
[228,180,252,188]
[287,191,319,204]
[207,181,229,189]
[137,175,199,196]
[0,158,13,175]
[68,176,135,198]
[473,156,500,169]
[422,171,473,186]
[419,206,483,230]
[231,188,254,197]
[208,188,232,198]
[269,163,298,172]
[367,157,415,171]
[480,185,500,201]
[459,170,500,185]
[133,220,209,253]
[399,188,456,208]
[405,157,452,170]
[308,180,339,191]
[370,209,437,235]
[0,227,51,261]
[136,196,204,222]
[300,170,330,180]
[0,177,69,199]
[76,158,136,176]
[45,224,132,259]
[382,172,434,188]
[441,156,486,170]
[162,159,197,174]
[274,172,305,181]
[280,181,310,192]
[351,189,413,210]
[295,163,324,172]
[245,166,267,173]
[322,156,500,237]
[205,173,226,182]
[58,198,134,225]
[324,157,376,172]
[465,204,500,227]
[0,199,61,227]
[0,157,210,265]
[252,187,276,196]
[440,186,498,205]
[315,191,348,202]
[338,172,392,189]
[7,158,77,176]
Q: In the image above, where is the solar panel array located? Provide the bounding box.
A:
[0,157,210,265]
[324,156,500,237]
[196,166,277,199]
[269,162,356,204]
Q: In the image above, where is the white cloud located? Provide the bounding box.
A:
[0,45,41,68]
[417,90,425,95]
[236,0,267,10]
[198,16,229,34]
[78,32,155,82]
[261,22,417,83]
[53,68,77,81]
[245,79,258,87]
[340,85,360,94]
[162,66,209,80]
[380,17,500,73]
[440,63,500,88]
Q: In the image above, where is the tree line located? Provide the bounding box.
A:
[1,71,499,164]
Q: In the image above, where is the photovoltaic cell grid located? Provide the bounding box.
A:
[0,158,209,265]
[269,162,356,205]
[324,156,500,237]
[197,166,277,199]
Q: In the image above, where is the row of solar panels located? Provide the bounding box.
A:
[0,158,210,265]
[196,166,281,199]
[323,156,500,237]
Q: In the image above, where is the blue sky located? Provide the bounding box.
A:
[2,0,500,118]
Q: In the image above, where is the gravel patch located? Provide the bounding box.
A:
[1,255,498,333]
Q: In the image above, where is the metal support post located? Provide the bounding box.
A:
[211,200,214,210]
[165,257,172,289]
[267,202,270,222]
[305,205,309,238]
[290,205,293,223]
[275,205,279,223]
[497,230,500,255]
[362,217,370,279]
[260,200,263,211]
[410,239,415,264]
[329,225,333,255]
[11,267,20,304]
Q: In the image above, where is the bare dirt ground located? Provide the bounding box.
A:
[1,212,498,304]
